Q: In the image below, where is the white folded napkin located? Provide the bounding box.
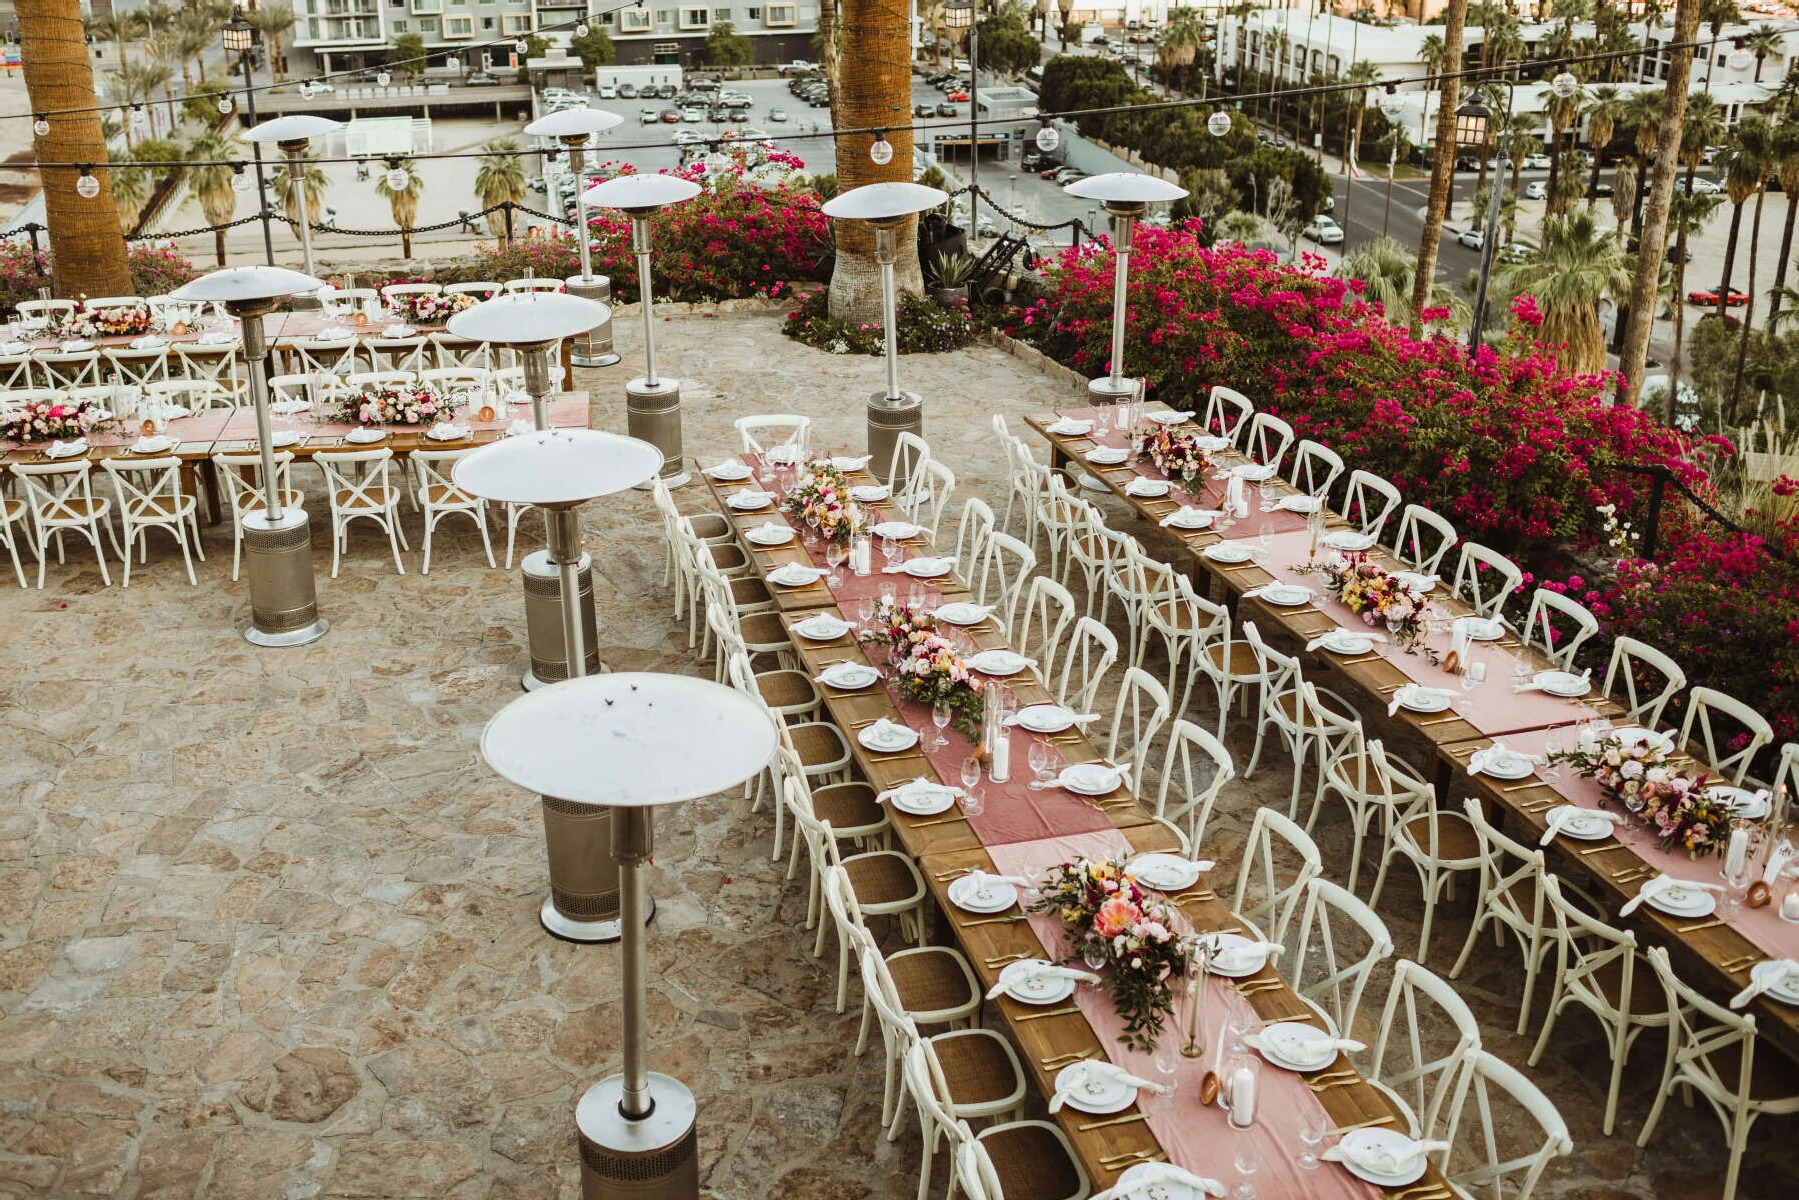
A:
[769,563,829,585]
[198,330,236,345]
[747,521,789,541]
[1275,494,1320,512]
[830,454,873,471]
[1047,417,1094,435]
[1397,572,1439,591]
[382,323,415,337]
[1514,667,1593,695]
[1619,874,1726,917]
[1159,506,1222,527]
[1233,463,1277,481]
[1004,709,1100,727]
[1124,477,1171,497]
[984,963,1104,999]
[1323,1138,1449,1174]
[428,424,470,440]
[60,340,93,353]
[129,335,165,349]
[1242,584,1310,601]
[1091,1165,1226,1200]
[506,419,534,436]
[1731,960,1799,1009]
[1469,741,1543,776]
[728,489,776,507]
[1048,1060,1170,1113]
[860,718,914,746]
[48,438,86,456]
[1538,806,1623,846]
[1764,841,1797,887]
[1207,937,1283,965]
[1306,630,1388,651]
[705,459,751,479]
[318,326,355,341]
[883,556,954,574]
[0,341,32,355]
[875,777,961,804]
[1244,1031,1366,1059]
[1387,684,1455,716]
[932,602,995,620]
[850,484,890,500]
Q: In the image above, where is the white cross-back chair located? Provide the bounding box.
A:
[1450,541,1523,621]
[1440,1048,1573,1200]
[1602,635,1686,727]
[1284,877,1394,1041]
[320,286,379,320]
[35,350,101,389]
[1368,959,1482,1143]
[1289,438,1343,500]
[1342,469,1401,542]
[1065,519,1132,623]
[444,280,502,299]
[1054,617,1118,715]
[213,451,305,581]
[13,461,119,588]
[418,366,490,394]
[790,785,927,988]
[173,342,243,395]
[1448,797,1557,1035]
[146,377,235,413]
[0,480,27,588]
[1678,686,1774,785]
[362,337,431,374]
[1520,587,1599,670]
[346,369,417,391]
[1314,711,1418,892]
[293,337,359,378]
[1142,573,1228,720]
[1230,805,1321,946]
[1102,666,1171,789]
[952,1117,1089,1200]
[1240,625,1360,819]
[887,429,931,490]
[268,372,342,411]
[1016,574,1077,687]
[411,448,495,573]
[1105,543,1177,668]
[82,295,146,310]
[734,413,811,461]
[900,458,957,542]
[953,494,995,567]
[429,331,488,370]
[1392,502,1457,576]
[1202,384,1254,443]
[971,530,1035,637]
[1638,946,1799,1200]
[380,282,442,303]
[1527,874,1669,1136]
[504,277,564,294]
[103,345,170,387]
[100,456,203,586]
[0,354,32,389]
[16,298,74,322]
[1241,411,1294,471]
[1367,743,1480,960]
[1156,719,1235,853]
[1034,475,1090,586]
[314,448,408,576]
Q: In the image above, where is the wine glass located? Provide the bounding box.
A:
[1543,730,1566,783]
[1081,938,1108,973]
[1297,1110,1324,1171]
[1152,1033,1182,1107]
[1457,657,1486,719]
[825,540,845,589]
[931,701,952,748]
[959,756,984,816]
[1226,1014,1255,1056]
[1232,1133,1261,1200]
[1028,739,1052,782]
[880,535,899,571]
[755,448,773,484]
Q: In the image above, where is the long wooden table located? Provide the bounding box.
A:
[713,450,1444,1194]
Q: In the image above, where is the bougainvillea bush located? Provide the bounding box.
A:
[126,242,197,296]
[0,240,50,313]
[783,288,977,355]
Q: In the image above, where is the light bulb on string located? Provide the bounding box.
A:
[1378,83,1405,118]
[1551,67,1578,98]
[218,93,233,114]
[385,159,409,190]
[1206,107,1231,136]
[515,38,527,54]
[868,129,893,165]
[575,21,588,36]
[129,104,149,134]
[1034,119,1059,152]
[232,163,252,192]
[32,114,48,137]
[376,70,390,87]
[299,80,314,98]
[76,167,99,199]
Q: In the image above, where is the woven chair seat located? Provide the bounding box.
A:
[843,851,922,908]
[979,1122,1085,1200]
[887,948,977,1018]
[729,576,772,607]
[712,543,751,571]
[933,1029,1023,1107]
[790,722,850,771]
[738,613,791,651]
[1150,600,1200,629]
[1203,641,1258,675]
[756,669,819,712]
[813,782,885,833]
[686,511,732,540]
[1396,811,1480,860]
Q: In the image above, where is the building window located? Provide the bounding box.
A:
[745,5,760,16]
[419,16,437,30]
[501,11,532,31]
[444,14,472,34]
[764,2,794,23]
[655,9,675,23]
[392,18,407,29]
[600,9,613,20]
[679,6,709,27]
[620,7,651,30]
[713,6,730,18]
[481,15,494,26]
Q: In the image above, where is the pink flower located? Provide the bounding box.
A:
[1094,896,1141,938]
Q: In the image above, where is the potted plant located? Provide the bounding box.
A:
[927,250,977,307]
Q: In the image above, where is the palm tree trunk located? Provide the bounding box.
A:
[1669,224,1690,422]
[20,0,133,297]
[1411,0,1467,333]
[402,230,413,257]
[1729,183,1767,421]
[1770,194,1798,322]
[213,226,227,267]
[1546,123,1565,216]
[1587,146,1604,208]
[1619,0,1698,405]
[1717,200,1745,323]
[827,0,917,322]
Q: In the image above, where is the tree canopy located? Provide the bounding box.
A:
[569,24,616,69]
[707,21,755,66]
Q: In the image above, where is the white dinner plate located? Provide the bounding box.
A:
[1259,584,1312,607]
[1396,572,1438,594]
[1192,436,1233,453]
[1335,1128,1430,1188]
[1749,961,1799,1006]
[870,521,921,540]
[932,602,992,626]
[1232,463,1278,481]
[1146,410,1191,426]
[130,436,175,455]
[1086,446,1131,465]
[967,649,1031,677]
[1398,690,1452,714]
[1535,671,1591,698]
[1000,960,1077,1006]
[745,523,795,547]
[859,722,921,753]
[1014,704,1078,734]
[1202,933,1268,979]
[1475,751,1536,780]
[269,430,304,448]
[1612,727,1676,754]
[1164,508,1215,530]
[1545,806,1613,841]
[947,875,1017,914]
[1708,786,1772,819]
[706,460,752,481]
[1126,853,1201,892]
[768,563,826,587]
[1276,495,1322,514]
[817,662,880,691]
[902,557,954,578]
[1124,478,1172,498]
[829,455,871,472]
[1116,1163,1209,1199]
[1323,530,1377,552]
[1053,1063,1136,1115]
[794,613,853,641]
[45,441,89,459]
[1462,617,1504,642]
[886,782,957,815]
[1645,881,1717,918]
[1254,1021,1338,1072]
[726,490,774,511]
[1320,631,1375,656]
[269,399,310,415]
[1202,544,1254,564]
[426,424,471,441]
[849,485,889,502]
[1058,762,1125,796]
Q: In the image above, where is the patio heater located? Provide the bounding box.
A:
[457,431,667,945]
[819,182,950,485]
[171,266,328,646]
[244,115,343,286]
[585,173,703,487]
[1062,173,1189,404]
[221,8,275,266]
[448,291,615,690]
[482,672,776,1198]
[523,107,625,366]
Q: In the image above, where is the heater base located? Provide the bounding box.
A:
[1087,376,1138,404]
[539,893,655,944]
[575,1073,699,1200]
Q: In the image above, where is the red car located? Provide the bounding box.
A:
[1687,284,1747,306]
[660,108,681,123]
[945,89,970,101]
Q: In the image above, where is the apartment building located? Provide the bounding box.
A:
[587,1,818,65]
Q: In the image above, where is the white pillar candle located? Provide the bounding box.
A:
[1726,826,1749,878]
[990,727,1010,783]
[1228,1064,1256,1129]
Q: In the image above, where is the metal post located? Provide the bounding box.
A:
[1467,84,1513,356]
[877,225,900,401]
[521,342,554,430]
[1644,470,1665,561]
[969,25,979,240]
[243,52,275,266]
[285,144,317,278]
[240,311,282,522]
[633,215,659,387]
[545,507,588,680]
[503,201,515,244]
[615,806,653,1119]
[1107,206,1134,392]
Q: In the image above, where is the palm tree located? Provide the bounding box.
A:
[1503,210,1632,374]
[113,166,154,232]
[186,131,240,266]
[1700,0,1739,91]
[1411,0,1469,333]
[1229,0,1256,96]
[1340,238,1427,326]
[171,9,214,90]
[1667,188,1723,407]
[376,159,425,258]
[1745,22,1783,82]
[1767,99,1799,323]
[1340,59,1383,229]
[1718,116,1773,325]
[1582,84,1624,208]
[1499,110,1541,199]
[1157,8,1206,95]
[1540,78,1584,217]
[474,138,528,243]
[247,2,297,83]
[830,0,918,321]
[271,149,328,242]
[87,10,144,66]
[1730,121,1777,418]
[1680,93,1728,195]
[107,61,161,146]
[1620,87,1664,247]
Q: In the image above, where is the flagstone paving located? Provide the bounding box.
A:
[0,305,1789,1199]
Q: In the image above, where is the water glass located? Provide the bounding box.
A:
[1028,739,1052,783]
[959,756,984,816]
[1543,731,1565,782]
[1232,1134,1261,1200]
[856,595,876,633]
[1082,939,1108,973]
[880,536,899,570]
[1457,658,1486,718]
[826,541,845,589]
[931,701,952,748]
[1152,1035,1182,1106]
[1297,1110,1324,1170]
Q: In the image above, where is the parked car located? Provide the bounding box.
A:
[1588,181,1614,197]
[1687,284,1747,306]
[720,91,753,109]
[659,108,681,123]
[464,71,499,86]
[1684,177,1723,194]
[807,91,831,107]
[1457,227,1485,249]
[1053,167,1089,185]
[1522,153,1550,170]
[689,75,721,91]
[1020,151,1058,172]
[1304,215,1346,244]
[1523,179,1547,200]
[729,108,749,122]
[1499,241,1533,264]
[542,86,581,104]
[945,89,970,101]
[681,107,705,122]
[781,60,815,75]
[640,107,660,124]
[619,83,638,98]
[598,82,618,98]
[770,107,791,122]
[936,101,958,117]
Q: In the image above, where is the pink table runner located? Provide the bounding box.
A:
[988,835,1384,1200]
[1483,727,1799,963]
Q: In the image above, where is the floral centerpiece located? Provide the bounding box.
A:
[56,304,154,340]
[1133,425,1211,480]
[1546,734,1728,858]
[333,381,453,427]
[781,462,861,546]
[402,291,477,325]
[0,397,108,443]
[861,598,984,736]
[1297,552,1434,656]
[1030,858,1191,1050]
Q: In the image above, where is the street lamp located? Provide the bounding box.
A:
[523,107,625,366]
[820,182,950,485]
[1062,172,1189,403]
[584,173,703,488]
[942,0,980,240]
[244,114,343,283]
[170,266,329,646]
[1456,82,1514,355]
[481,672,776,1199]
[458,432,667,948]
[448,291,617,695]
[222,8,275,266]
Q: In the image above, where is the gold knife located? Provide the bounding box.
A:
[1078,1112,1148,1131]
[1323,1115,1396,1137]
[1016,1005,1082,1022]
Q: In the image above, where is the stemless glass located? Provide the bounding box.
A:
[1297,1110,1324,1170]
[931,701,952,748]
[1232,1134,1261,1200]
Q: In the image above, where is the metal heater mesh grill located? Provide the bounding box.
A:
[579,1126,696,1180]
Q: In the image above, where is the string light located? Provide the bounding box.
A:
[868,129,892,165]
[75,166,99,198]
[1206,106,1231,136]
[1378,82,1405,118]
[32,113,48,137]
[299,80,315,98]
[129,104,149,134]
[1551,65,1578,97]
[218,94,234,114]
[515,38,528,54]
[575,21,589,36]
[231,162,252,192]
[1034,117,1059,152]
[385,158,409,189]
[376,71,391,87]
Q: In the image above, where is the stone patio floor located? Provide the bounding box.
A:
[0,306,1791,1199]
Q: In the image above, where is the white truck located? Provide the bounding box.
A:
[594,64,684,95]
